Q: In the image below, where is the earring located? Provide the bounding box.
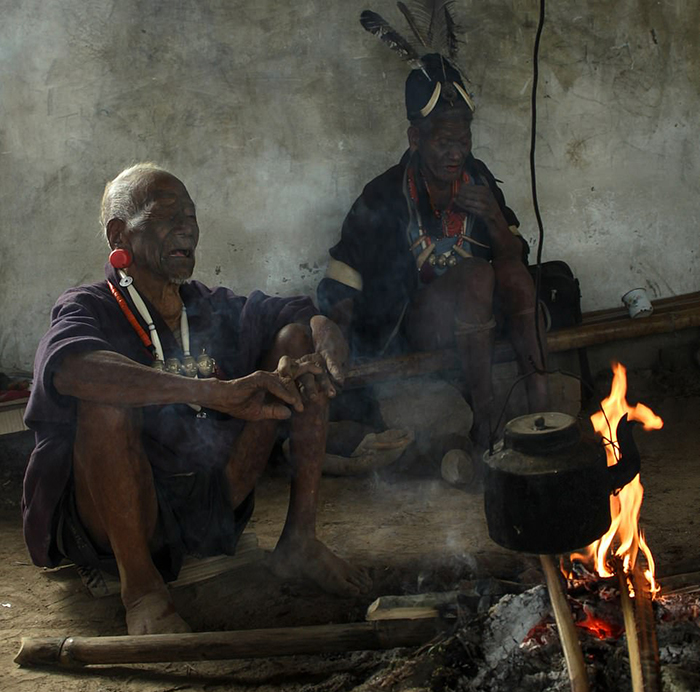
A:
[109,247,132,269]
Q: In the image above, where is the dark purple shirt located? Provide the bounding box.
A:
[22,264,317,567]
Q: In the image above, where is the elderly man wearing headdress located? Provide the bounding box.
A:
[22,164,371,635]
[318,9,548,455]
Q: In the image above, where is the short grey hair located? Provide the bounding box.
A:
[100,162,167,241]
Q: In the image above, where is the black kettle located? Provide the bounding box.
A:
[483,411,640,555]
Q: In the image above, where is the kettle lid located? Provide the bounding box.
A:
[504,412,581,455]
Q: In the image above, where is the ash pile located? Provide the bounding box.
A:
[357,576,700,692]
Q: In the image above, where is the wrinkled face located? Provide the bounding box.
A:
[412,114,472,185]
[125,172,199,284]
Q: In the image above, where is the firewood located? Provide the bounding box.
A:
[631,564,662,691]
[366,592,458,621]
[618,563,644,692]
[617,560,662,692]
[659,570,700,595]
[14,619,444,669]
[540,554,590,692]
[366,580,530,622]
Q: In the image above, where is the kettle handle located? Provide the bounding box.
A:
[607,414,640,493]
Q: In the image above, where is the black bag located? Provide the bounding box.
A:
[528,261,582,331]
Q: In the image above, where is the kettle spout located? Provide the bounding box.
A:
[607,413,640,492]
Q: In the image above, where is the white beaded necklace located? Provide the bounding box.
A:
[118,270,207,415]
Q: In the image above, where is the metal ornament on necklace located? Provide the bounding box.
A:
[115,270,216,417]
[423,176,464,268]
[117,270,215,379]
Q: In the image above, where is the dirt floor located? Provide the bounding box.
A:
[1,365,700,691]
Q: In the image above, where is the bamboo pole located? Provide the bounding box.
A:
[540,555,590,692]
[14,618,442,669]
[617,566,644,692]
[630,564,662,691]
[547,303,700,352]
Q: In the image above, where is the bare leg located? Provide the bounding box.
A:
[73,403,190,635]
[226,324,372,596]
[406,258,497,448]
[493,258,549,413]
[454,316,497,448]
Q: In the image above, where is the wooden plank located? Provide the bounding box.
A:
[77,533,263,598]
[366,592,459,621]
[581,291,700,323]
[0,400,29,436]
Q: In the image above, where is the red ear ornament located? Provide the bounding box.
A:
[109,248,133,269]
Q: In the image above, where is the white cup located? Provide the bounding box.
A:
[622,288,653,319]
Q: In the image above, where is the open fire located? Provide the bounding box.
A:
[569,362,664,594]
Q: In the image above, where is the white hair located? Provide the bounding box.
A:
[100,162,168,242]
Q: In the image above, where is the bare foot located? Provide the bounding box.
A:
[124,590,192,635]
[269,537,372,597]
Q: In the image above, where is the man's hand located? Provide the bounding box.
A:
[454,183,522,259]
[453,183,508,234]
[211,357,323,420]
[307,315,349,399]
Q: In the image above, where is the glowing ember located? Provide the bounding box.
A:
[576,610,624,640]
[570,362,663,594]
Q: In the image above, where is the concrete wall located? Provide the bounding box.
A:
[2,0,698,373]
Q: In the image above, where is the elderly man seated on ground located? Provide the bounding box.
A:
[22,163,371,636]
[318,55,549,456]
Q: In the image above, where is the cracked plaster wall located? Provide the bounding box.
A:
[1,0,698,371]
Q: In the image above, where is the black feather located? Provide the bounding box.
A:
[443,2,460,59]
[396,2,428,47]
[405,0,461,57]
[360,10,426,73]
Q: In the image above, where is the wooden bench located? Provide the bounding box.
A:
[344,292,700,389]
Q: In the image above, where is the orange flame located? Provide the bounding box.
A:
[570,362,663,593]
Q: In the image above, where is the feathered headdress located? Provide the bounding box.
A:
[360,1,474,119]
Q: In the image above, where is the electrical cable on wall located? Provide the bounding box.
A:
[491,0,558,447]
[530,0,548,371]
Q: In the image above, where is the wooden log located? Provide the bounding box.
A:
[540,555,590,692]
[343,293,700,389]
[547,302,700,352]
[659,570,700,595]
[14,618,443,669]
